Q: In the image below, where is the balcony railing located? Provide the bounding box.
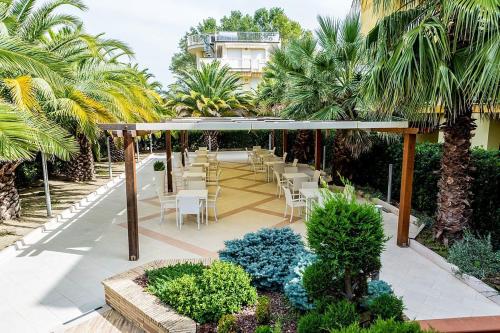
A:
[198,58,267,73]
[187,31,280,48]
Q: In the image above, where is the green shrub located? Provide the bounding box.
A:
[306,193,385,301]
[368,294,404,322]
[217,314,237,333]
[364,280,393,306]
[256,295,271,324]
[284,251,317,310]
[322,300,360,330]
[153,160,165,171]
[15,161,41,188]
[219,227,307,290]
[255,325,273,333]
[297,312,325,333]
[148,261,257,323]
[146,262,204,289]
[448,231,500,279]
[330,318,434,332]
[302,260,343,304]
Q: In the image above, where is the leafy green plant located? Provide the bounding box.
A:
[256,295,271,324]
[146,262,204,290]
[153,160,165,171]
[148,261,257,323]
[255,325,273,333]
[217,314,237,333]
[364,280,393,306]
[284,251,317,310]
[306,193,385,301]
[368,294,404,322]
[329,318,434,332]
[302,260,343,303]
[297,312,325,333]
[219,227,307,290]
[448,231,500,280]
[322,300,360,330]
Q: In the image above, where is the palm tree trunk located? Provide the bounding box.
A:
[0,162,21,221]
[65,134,95,182]
[331,129,354,184]
[434,109,475,245]
[291,130,312,163]
[109,137,124,162]
[202,130,219,150]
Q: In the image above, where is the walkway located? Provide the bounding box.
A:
[0,152,498,332]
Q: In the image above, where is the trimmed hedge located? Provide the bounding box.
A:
[351,139,500,249]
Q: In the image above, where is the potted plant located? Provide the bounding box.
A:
[153,160,166,194]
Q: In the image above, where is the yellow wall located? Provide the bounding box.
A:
[360,0,401,35]
[417,132,439,144]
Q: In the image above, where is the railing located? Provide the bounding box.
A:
[187,31,280,48]
[198,58,268,73]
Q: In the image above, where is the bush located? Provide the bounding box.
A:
[306,193,385,301]
[330,318,433,332]
[256,295,271,324]
[219,227,307,290]
[153,160,165,171]
[284,251,317,310]
[322,300,360,330]
[217,314,237,333]
[368,294,404,322]
[364,280,393,306]
[302,260,343,303]
[255,325,273,333]
[448,231,500,279]
[148,261,257,323]
[297,312,324,333]
[15,161,41,188]
[146,262,204,289]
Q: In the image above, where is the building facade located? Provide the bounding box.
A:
[186,31,280,90]
[360,0,500,150]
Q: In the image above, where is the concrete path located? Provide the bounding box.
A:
[0,152,498,332]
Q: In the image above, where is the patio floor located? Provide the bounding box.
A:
[0,152,498,332]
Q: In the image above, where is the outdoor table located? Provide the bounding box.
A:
[282,172,310,181]
[182,171,206,181]
[176,189,209,225]
[264,160,285,182]
[299,188,321,220]
[190,162,209,169]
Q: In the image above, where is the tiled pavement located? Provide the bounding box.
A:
[0,152,498,332]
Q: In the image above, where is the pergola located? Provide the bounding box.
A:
[100,118,418,261]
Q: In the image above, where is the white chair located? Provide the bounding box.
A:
[208,169,222,186]
[195,157,208,163]
[282,152,288,162]
[253,146,261,151]
[207,186,221,222]
[198,147,208,151]
[302,182,319,189]
[171,171,184,192]
[284,166,298,174]
[270,147,276,154]
[312,170,321,184]
[176,196,203,230]
[290,176,308,194]
[187,180,206,190]
[189,166,204,172]
[157,189,176,224]
[274,170,287,197]
[283,187,306,223]
[250,158,266,180]
[292,158,298,167]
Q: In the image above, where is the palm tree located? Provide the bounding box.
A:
[364,0,499,244]
[258,14,371,176]
[167,61,254,149]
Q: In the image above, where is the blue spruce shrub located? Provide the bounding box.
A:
[364,280,393,306]
[284,251,317,310]
[219,227,307,290]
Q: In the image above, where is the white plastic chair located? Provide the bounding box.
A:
[284,166,298,174]
[290,176,308,194]
[157,189,176,224]
[283,187,306,223]
[282,152,288,162]
[302,182,319,189]
[312,170,321,184]
[207,169,222,186]
[292,158,298,167]
[198,147,208,151]
[187,180,206,190]
[176,196,203,230]
[274,170,287,197]
[207,186,221,222]
[250,158,266,180]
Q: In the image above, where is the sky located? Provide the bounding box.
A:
[67,0,353,87]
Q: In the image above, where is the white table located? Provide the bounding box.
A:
[182,171,206,180]
[299,188,321,220]
[282,172,310,180]
[264,160,284,182]
[190,162,209,168]
[176,189,208,225]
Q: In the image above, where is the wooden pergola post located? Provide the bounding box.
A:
[165,130,173,193]
[123,130,139,261]
[282,130,288,156]
[314,129,322,170]
[397,133,417,247]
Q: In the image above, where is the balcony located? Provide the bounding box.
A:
[187,31,280,48]
[198,57,267,73]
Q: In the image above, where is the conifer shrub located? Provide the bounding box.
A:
[256,295,271,324]
[297,312,324,333]
[219,227,307,290]
[364,280,393,306]
[322,300,360,330]
[368,294,404,321]
[284,251,317,310]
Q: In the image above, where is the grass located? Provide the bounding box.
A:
[415,225,449,258]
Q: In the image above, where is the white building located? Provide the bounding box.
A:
[187,31,281,90]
